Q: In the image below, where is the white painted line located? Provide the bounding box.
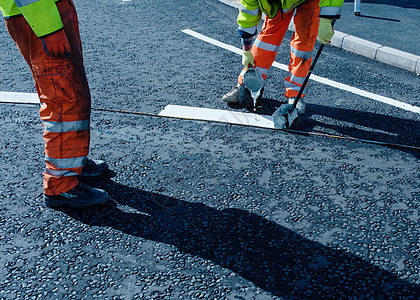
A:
[182,29,242,56]
[182,29,420,115]
[0,91,38,104]
[309,74,420,114]
[218,0,240,9]
[159,105,275,129]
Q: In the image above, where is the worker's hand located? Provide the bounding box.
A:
[318,18,334,44]
[40,29,71,57]
[242,50,254,69]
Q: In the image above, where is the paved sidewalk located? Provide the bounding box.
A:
[223,0,420,74]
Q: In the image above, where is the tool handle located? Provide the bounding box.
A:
[292,19,336,108]
[354,0,361,15]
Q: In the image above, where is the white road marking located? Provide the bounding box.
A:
[0,91,38,104]
[218,0,240,9]
[2,30,419,115]
[182,29,420,115]
[159,105,275,128]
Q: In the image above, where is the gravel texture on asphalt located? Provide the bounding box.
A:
[0,105,419,298]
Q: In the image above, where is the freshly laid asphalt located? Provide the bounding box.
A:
[0,0,419,299]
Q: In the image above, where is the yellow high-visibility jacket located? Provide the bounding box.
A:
[238,0,344,38]
[0,0,63,37]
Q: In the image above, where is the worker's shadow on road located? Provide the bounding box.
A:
[61,179,420,298]
[296,103,420,157]
[353,14,400,22]
[231,99,419,158]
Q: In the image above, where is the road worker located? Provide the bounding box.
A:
[222,0,344,114]
[0,0,110,208]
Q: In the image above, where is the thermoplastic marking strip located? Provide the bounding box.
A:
[2,99,417,150]
[181,29,420,115]
[159,105,275,128]
[0,91,38,104]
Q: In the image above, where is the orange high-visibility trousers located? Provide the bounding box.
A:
[239,0,320,98]
[5,0,90,196]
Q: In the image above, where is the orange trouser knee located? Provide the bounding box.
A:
[238,10,293,85]
[5,0,91,195]
[238,0,320,98]
[285,0,320,98]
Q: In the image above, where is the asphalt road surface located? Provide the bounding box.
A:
[0,0,419,298]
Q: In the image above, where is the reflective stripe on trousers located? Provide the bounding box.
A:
[5,0,91,195]
[238,0,320,98]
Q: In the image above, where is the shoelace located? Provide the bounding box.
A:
[67,183,91,197]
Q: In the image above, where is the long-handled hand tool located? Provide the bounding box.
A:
[273,20,336,129]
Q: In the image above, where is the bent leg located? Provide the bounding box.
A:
[238,11,294,85]
[284,0,320,98]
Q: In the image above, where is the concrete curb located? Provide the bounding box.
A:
[222,0,420,75]
[328,28,420,74]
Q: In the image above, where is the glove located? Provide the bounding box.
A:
[41,29,71,57]
[318,18,334,44]
[242,50,254,69]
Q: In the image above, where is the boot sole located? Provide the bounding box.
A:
[44,194,109,209]
[222,97,239,103]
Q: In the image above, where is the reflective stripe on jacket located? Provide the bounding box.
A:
[0,0,63,37]
[238,0,344,38]
[319,0,344,18]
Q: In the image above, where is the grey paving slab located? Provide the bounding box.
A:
[376,46,420,74]
[341,35,381,60]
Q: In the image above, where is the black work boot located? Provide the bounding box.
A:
[222,84,241,103]
[44,183,109,208]
[80,159,109,177]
